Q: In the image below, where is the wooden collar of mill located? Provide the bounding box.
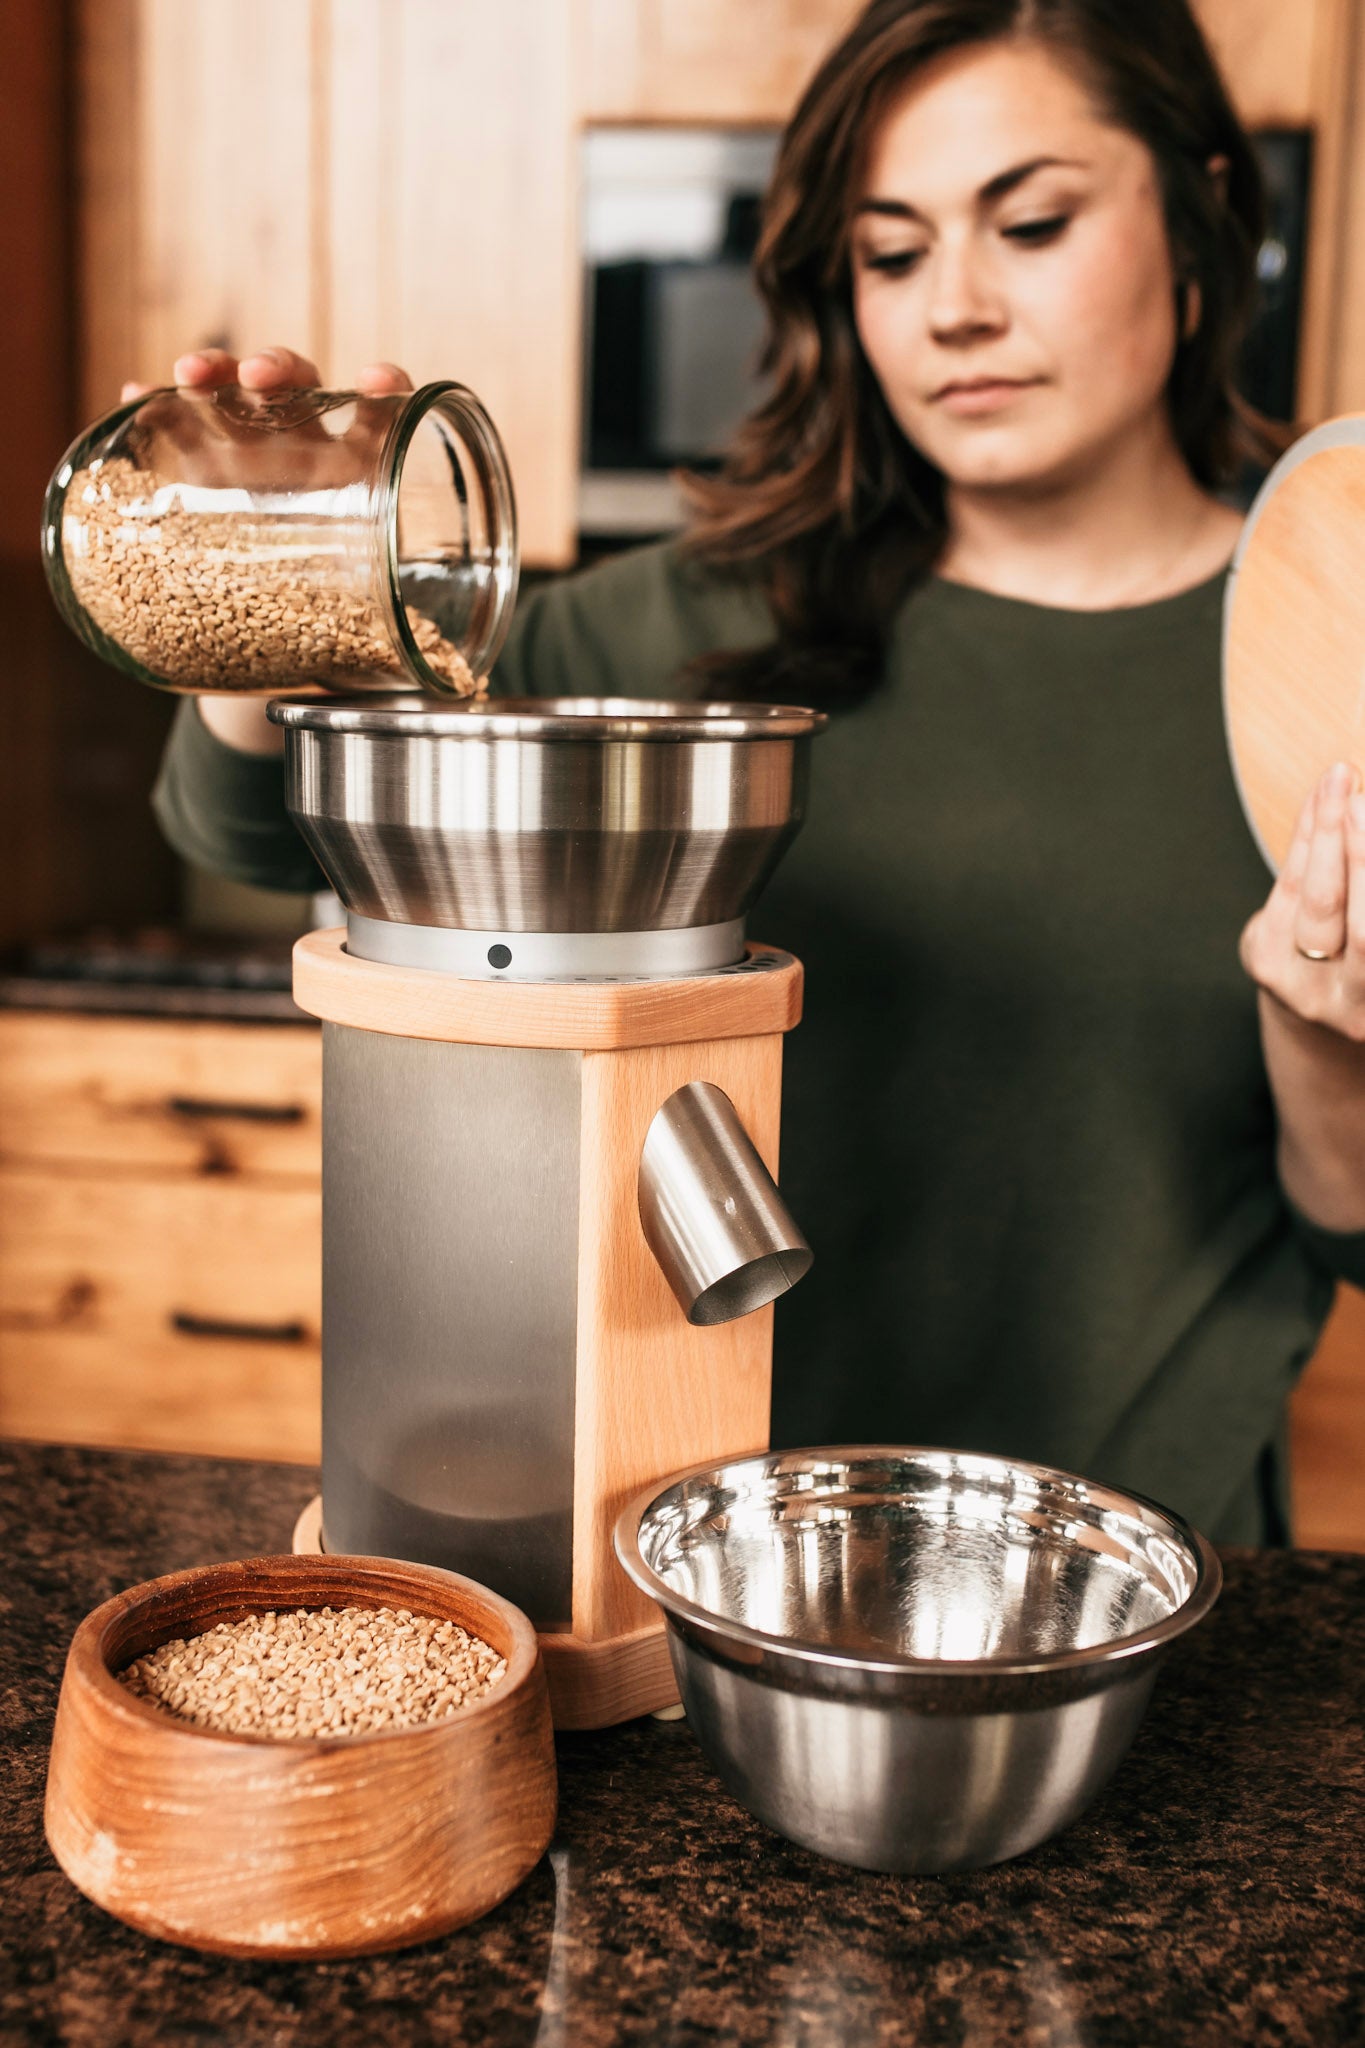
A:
[292,927,803,1049]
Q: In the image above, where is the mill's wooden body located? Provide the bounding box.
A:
[292,928,803,1728]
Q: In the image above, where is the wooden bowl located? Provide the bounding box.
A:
[44,1553,557,1959]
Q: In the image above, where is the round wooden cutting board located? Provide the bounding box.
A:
[1223,414,1365,872]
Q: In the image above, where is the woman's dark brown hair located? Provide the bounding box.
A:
[681,0,1275,705]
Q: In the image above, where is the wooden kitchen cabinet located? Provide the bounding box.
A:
[323,0,581,572]
[1193,0,1360,423]
[76,0,582,570]
[0,1012,322,1464]
[578,0,1343,136]
[1194,0,1348,127]
[1324,0,1365,414]
[579,0,860,121]
[0,1012,321,1181]
[580,0,1340,125]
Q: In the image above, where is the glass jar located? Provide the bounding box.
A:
[42,380,519,696]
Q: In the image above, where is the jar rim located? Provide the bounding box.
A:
[378,381,521,693]
[41,380,520,699]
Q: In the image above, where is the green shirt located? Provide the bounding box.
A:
[154,542,1365,1543]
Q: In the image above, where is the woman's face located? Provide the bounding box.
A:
[850,38,1185,494]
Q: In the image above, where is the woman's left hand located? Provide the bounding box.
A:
[1241,761,1365,1232]
[1240,761,1365,1041]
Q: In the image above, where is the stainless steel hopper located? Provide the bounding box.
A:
[268,695,824,978]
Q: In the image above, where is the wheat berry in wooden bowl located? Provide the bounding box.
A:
[44,1553,557,1959]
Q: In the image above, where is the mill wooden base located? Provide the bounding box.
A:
[536,1626,679,1729]
[292,1495,680,1728]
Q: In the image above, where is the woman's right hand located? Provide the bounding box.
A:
[125,347,414,756]
[121,344,413,404]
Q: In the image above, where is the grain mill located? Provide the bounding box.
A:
[275,691,824,1728]
[41,368,826,1731]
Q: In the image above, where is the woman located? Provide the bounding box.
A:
[151,0,1365,1543]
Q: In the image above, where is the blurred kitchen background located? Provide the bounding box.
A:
[2,0,1363,1541]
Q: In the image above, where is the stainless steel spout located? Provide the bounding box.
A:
[638,1083,812,1326]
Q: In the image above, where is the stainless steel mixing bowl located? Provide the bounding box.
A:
[615,1447,1221,1874]
[268,696,825,936]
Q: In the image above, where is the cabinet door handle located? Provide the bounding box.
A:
[170,1311,309,1344]
[166,1096,307,1125]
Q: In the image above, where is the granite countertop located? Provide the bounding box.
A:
[2,1440,1362,2047]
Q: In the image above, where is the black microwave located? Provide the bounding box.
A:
[579,125,1312,543]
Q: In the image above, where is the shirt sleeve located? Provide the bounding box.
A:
[151,699,326,894]
[491,540,772,701]
[1285,1195,1365,1291]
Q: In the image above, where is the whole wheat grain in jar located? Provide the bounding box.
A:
[42,381,519,697]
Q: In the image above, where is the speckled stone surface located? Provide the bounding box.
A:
[1,1439,1361,2047]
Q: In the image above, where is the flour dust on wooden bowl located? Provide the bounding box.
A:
[44,1553,557,1959]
